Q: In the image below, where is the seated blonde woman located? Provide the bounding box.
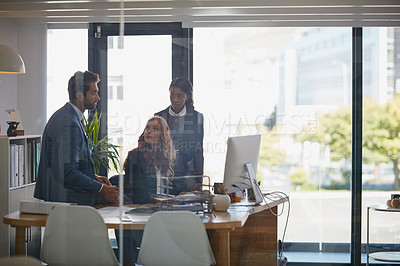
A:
[114,116,176,265]
[123,115,176,203]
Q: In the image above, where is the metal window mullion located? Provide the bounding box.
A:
[351,27,363,266]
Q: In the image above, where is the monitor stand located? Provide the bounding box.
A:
[226,162,264,204]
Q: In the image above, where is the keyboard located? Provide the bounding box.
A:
[125,204,205,214]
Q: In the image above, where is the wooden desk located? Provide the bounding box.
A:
[4,198,286,266]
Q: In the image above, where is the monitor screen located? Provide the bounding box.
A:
[223,134,261,195]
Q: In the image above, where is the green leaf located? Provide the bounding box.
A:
[82,110,120,175]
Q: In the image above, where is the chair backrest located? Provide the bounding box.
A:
[41,205,119,266]
[137,211,216,266]
[0,256,42,266]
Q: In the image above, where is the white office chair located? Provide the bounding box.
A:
[0,256,42,266]
[137,211,216,266]
[41,205,119,266]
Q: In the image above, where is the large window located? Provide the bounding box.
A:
[47,28,88,120]
[46,25,400,264]
[362,28,400,257]
[194,28,352,252]
[107,35,172,168]
[88,23,191,177]
[194,27,399,263]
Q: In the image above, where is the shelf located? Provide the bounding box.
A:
[0,135,41,256]
[369,205,400,212]
[369,251,400,262]
[367,205,400,265]
[9,182,35,191]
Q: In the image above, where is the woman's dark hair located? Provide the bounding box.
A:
[68,71,100,100]
[169,77,194,110]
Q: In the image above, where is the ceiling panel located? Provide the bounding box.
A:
[0,0,399,27]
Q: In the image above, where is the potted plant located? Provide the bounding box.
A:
[213,183,230,211]
[82,110,120,175]
[214,183,227,195]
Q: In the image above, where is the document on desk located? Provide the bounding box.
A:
[97,206,134,222]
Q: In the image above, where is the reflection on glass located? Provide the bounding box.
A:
[194,27,399,261]
[107,35,172,264]
[362,27,400,256]
[46,26,400,263]
[107,35,172,176]
[194,27,353,259]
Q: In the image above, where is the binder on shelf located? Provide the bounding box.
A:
[9,144,15,188]
[35,141,40,180]
[27,139,39,183]
[1,134,44,257]
[6,136,41,189]
[14,144,19,186]
[30,140,40,182]
[27,142,32,184]
[32,140,36,182]
[18,144,25,186]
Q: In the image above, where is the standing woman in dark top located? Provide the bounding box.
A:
[155,77,204,178]
[123,115,176,203]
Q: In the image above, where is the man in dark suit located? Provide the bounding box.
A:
[34,71,118,206]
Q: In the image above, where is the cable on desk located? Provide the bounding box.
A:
[255,186,290,263]
[266,192,290,260]
[229,179,291,263]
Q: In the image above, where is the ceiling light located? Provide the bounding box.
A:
[0,44,26,74]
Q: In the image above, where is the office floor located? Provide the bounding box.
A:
[110,229,400,265]
[285,252,400,265]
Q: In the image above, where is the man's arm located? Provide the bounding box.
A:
[96,175,112,186]
[60,119,103,192]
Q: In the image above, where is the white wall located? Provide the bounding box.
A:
[0,21,19,136]
[17,23,47,135]
[0,20,47,136]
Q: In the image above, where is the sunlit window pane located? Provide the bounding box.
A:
[362,27,400,257]
[107,35,172,176]
[47,29,88,120]
[194,27,352,259]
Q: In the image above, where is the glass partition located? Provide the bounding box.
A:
[107,35,172,175]
[362,27,400,262]
[45,25,400,265]
[194,27,353,262]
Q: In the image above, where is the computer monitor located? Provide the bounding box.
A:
[223,134,263,204]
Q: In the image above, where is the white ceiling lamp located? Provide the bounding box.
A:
[0,44,26,74]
